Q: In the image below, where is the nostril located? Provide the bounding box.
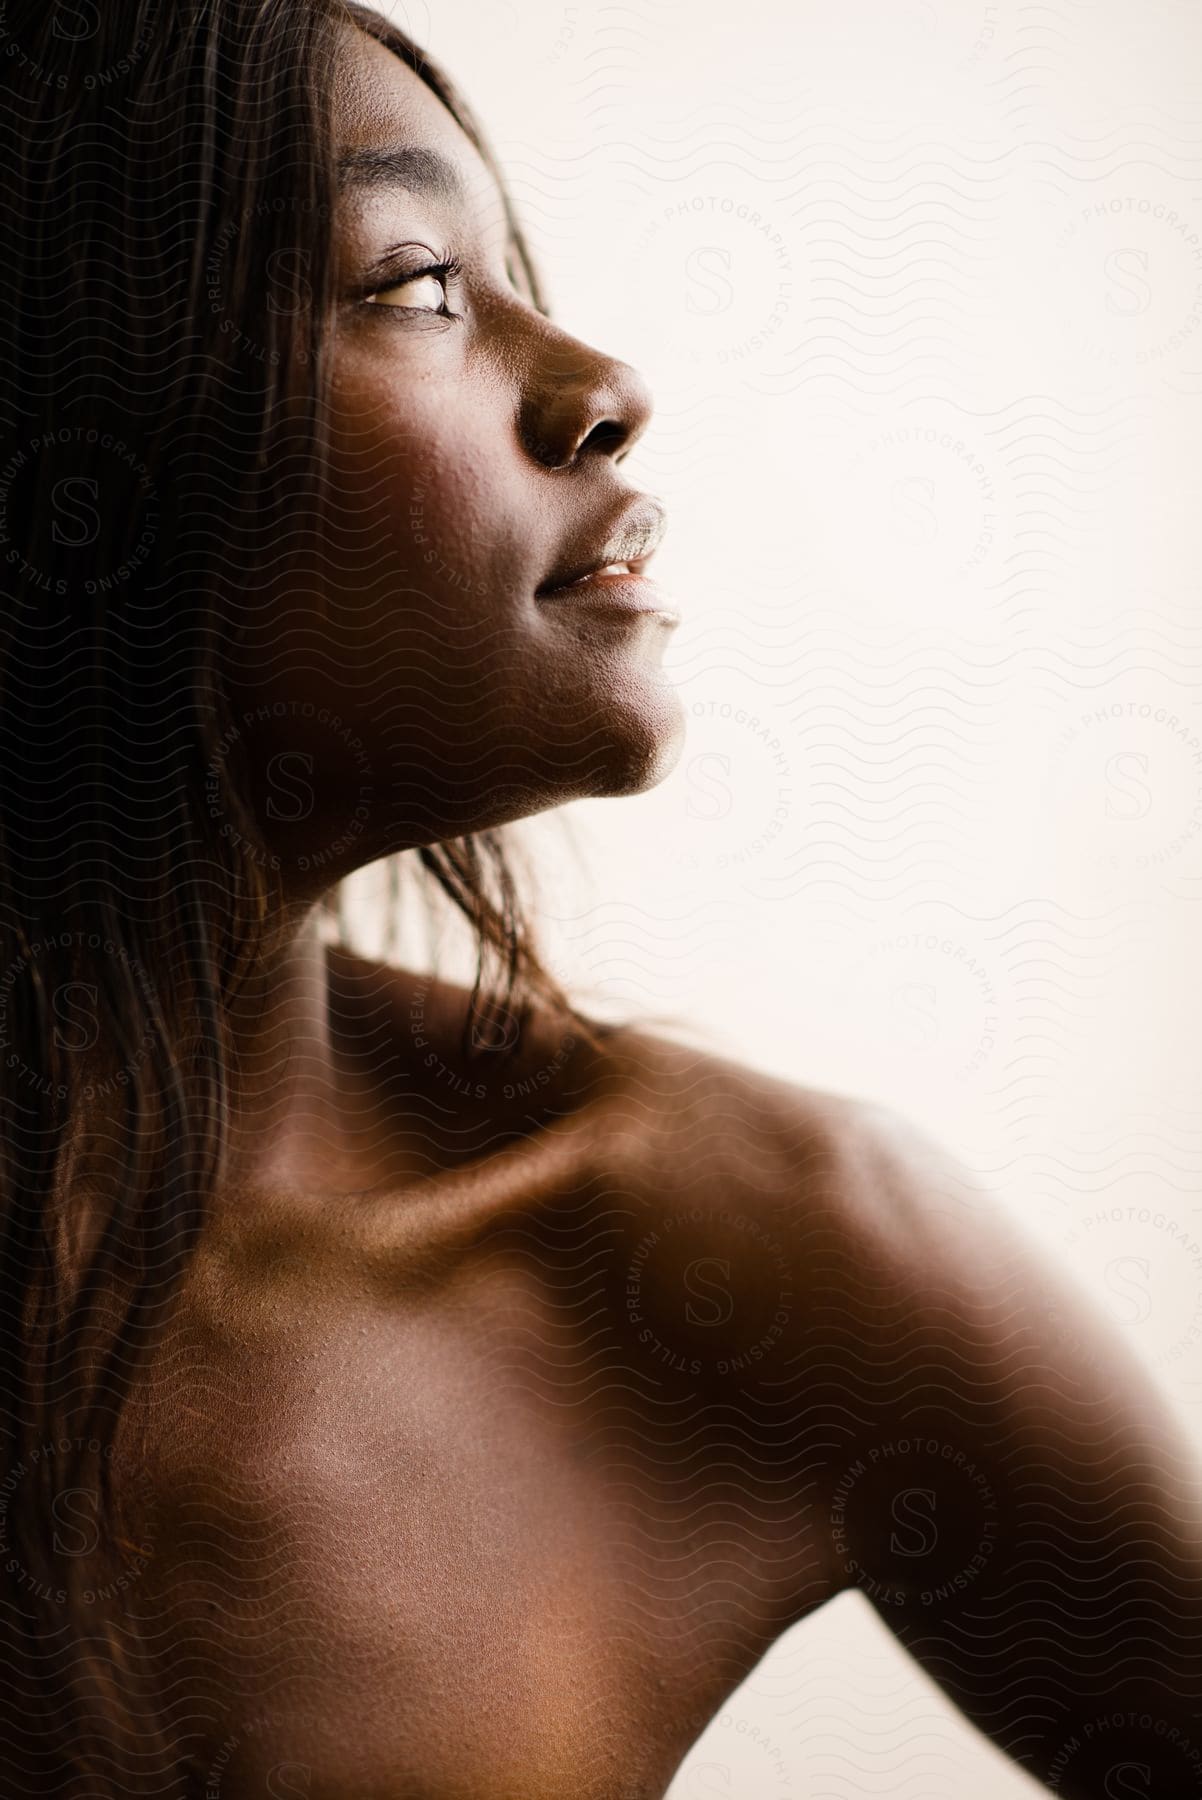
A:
[576,418,627,458]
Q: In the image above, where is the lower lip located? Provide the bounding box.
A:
[537,571,680,624]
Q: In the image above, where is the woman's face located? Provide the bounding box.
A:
[229,25,684,883]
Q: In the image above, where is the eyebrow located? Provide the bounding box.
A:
[336,144,465,206]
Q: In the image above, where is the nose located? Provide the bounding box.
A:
[518,329,654,470]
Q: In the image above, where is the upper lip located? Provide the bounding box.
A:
[536,496,667,595]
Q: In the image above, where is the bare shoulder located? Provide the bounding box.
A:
[581,1016,958,1263]
[565,1021,963,1399]
[325,947,1021,1309]
[581,1019,1176,1424]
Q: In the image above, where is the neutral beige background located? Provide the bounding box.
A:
[355,2,1202,1791]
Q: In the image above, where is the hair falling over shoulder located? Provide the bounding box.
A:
[0,3,567,1790]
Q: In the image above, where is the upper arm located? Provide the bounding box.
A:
[816,1104,1202,1797]
[593,1039,1202,1793]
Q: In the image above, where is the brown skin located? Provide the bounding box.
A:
[121,26,1202,1800]
[230,27,683,879]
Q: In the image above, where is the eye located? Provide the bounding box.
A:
[361,255,463,316]
[367,270,447,311]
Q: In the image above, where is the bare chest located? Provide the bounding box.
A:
[149,1240,766,1800]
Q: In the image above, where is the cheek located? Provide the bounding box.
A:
[323,354,530,620]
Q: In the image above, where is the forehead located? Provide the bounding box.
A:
[332,27,508,240]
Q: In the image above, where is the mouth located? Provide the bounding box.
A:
[538,570,679,624]
[554,560,636,586]
[536,498,679,623]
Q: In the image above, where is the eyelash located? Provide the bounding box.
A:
[362,252,465,319]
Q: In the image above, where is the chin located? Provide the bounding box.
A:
[576,669,687,800]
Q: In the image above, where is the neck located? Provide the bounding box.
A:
[222,900,366,1193]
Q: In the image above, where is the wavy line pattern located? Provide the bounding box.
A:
[397,0,1202,1794]
[2,0,1199,1796]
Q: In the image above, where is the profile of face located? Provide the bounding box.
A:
[227,25,685,885]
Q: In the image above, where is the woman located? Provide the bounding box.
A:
[1,3,1199,1796]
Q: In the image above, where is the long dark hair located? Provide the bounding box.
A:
[0,2,568,1790]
